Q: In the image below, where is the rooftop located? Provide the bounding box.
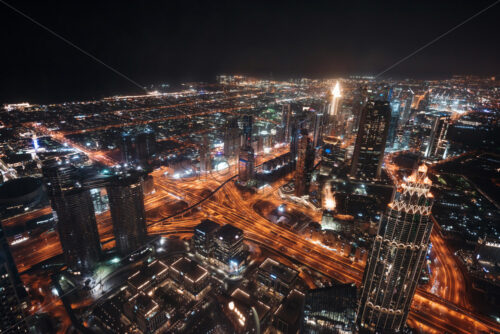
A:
[195,219,221,235]
[170,257,208,283]
[259,258,299,284]
[216,224,243,242]
[128,260,168,291]
[231,288,270,322]
[274,289,305,327]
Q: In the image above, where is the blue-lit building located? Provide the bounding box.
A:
[213,224,246,274]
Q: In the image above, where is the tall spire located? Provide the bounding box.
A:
[331,80,341,99]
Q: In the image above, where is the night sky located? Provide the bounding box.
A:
[1,0,499,103]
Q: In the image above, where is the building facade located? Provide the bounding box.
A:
[357,165,434,332]
[106,172,148,256]
[43,162,101,273]
[350,100,391,180]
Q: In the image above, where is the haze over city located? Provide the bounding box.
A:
[0,1,499,334]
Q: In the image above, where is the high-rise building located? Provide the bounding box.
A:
[311,110,324,148]
[386,100,400,150]
[199,134,211,174]
[192,219,220,257]
[43,162,101,273]
[106,172,148,256]
[0,222,29,333]
[119,130,156,166]
[119,133,135,165]
[320,137,346,176]
[135,129,156,164]
[281,104,292,143]
[425,116,450,159]
[325,81,342,136]
[213,224,245,273]
[351,85,368,136]
[357,165,434,332]
[350,100,391,180]
[400,89,414,125]
[301,283,357,334]
[238,145,254,183]
[242,115,253,147]
[295,129,315,197]
[224,118,240,158]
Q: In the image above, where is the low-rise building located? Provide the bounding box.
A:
[257,258,298,296]
[169,257,210,300]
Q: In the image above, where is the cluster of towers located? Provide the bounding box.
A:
[42,161,149,273]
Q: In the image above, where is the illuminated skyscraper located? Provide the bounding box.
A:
[325,81,342,136]
[350,100,391,180]
[43,162,101,273]
[357,165,434,332]
[386,100,400,150]
[106,172,148,256]
[295,129,314,197]
[311,110,324,148]
[425,116,450,159]
[281,104,292,143]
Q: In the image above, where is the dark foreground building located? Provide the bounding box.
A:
[301,283,357,334]
[0,223,29,333]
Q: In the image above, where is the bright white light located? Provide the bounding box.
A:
[216,161,229,171]
[51,288,59,296]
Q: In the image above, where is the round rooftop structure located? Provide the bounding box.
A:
[0,177,44,207]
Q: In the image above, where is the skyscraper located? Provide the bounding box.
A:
[325,81,342,136]
[238,145,255,183]
[106,172,148,256]
[135,129,156,165]
[119,130,156,166]
[311,110,324,148]
[357,165,434,333]
[242,115,253,147]
[295,129,315,197]
[425,116,451,159]
[386,100,400,150]
[119,132,135,165]
[0,222,29,333]
[281,104,292,143]
[224,118,240,159]
[43,162,101,273]
[238,116,255,183]
[350,100,391,180]
[199,134,211,174]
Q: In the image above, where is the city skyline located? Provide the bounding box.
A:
[0,1,499,333]
[1,0,499,103]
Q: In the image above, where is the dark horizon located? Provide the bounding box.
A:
[1,0,499,104]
